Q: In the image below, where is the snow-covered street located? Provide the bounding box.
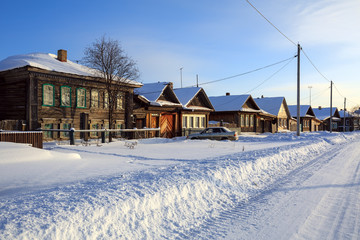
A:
[1,132,359,239]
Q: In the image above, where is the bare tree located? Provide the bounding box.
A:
[83,36,140,141]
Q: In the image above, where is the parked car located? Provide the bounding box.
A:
[187,127,238,141]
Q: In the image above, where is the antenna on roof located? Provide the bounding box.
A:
[180,67,183,88]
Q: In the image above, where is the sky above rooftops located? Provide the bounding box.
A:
[1,0,359,110]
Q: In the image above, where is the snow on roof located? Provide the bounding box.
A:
[254,97,284,116]
[312,107,338,120]
[209,95,253,112]
[288,105,312,118]
[134,82,181,107]
[173,87,201,107]
[339,110,354,118]
[0,52,142,85]
[134,82,169,102]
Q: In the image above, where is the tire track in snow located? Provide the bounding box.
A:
[186,139,342,240]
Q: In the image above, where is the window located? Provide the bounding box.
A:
[91,89,99,108]
[195,117,200,128]
[250,115,254,127]
[76,88,86,108]
[44,123,53,138]
[104,91,109,109]
[241,115,245,127]
[62,123,71,137]
[246,115,249,127]
[60,86,71,107]
[117,92,124,110]
[42,84,54,106]
[201,117,206,128]
[183,116,188,128]
[189,117,194,128]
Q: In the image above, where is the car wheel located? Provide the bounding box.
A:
[191,137,198,140]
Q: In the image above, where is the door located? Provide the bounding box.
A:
[160,114,175,138]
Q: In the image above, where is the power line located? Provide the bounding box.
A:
[244,55,296,93]
[210,56,296,108]
[245,0,297,46]
[191,55,296,87]
[301,48,331,83]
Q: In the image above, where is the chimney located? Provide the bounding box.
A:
[226,92,230,96]
[57,49,67,62]
[318,106,322,110]
[261,95,264,98]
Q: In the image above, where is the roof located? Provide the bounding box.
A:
[312,107,339,120]
[173,87,202,106]
[288,105,314,118]
[209,94,259,112]
[173,87,214,111]
[134,82,181,106]
[0,52,142,86]
[254,97,286,116]
[339,110,356,118]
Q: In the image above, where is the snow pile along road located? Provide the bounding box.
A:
[0,132,358,239]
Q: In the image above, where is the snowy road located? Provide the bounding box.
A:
[1,132,360,239]
[195,136,360,239]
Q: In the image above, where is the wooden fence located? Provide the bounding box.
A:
[0,131,43,149]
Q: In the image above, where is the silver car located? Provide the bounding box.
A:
[187,127,239,141]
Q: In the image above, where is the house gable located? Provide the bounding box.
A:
[186,89,214,110]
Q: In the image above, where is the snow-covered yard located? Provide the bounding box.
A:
[1,132,359,239]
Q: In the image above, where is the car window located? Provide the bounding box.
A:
[203,129,212,134]
[213,128,221,133]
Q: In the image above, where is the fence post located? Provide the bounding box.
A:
[101,129,106,143]
[69,128,75,145]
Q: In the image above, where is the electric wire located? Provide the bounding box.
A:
[301,48,331,83]
[245,0,297,47]
[244,55,296,94]
[189,55,296,87]
[209,56,296,108]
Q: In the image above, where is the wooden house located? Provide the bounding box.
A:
[133,82,182,138]
[338,110,360,132]
[208,94,276,134]
[0,50,142,140]
[254,97,293,132]
[288,105,321,132]
[173,87,214,136]
[312,107,341,131]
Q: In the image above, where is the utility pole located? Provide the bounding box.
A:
[297,44,301,136]
[344,97,346,132]
[180,67,183,88]
[308,86,312,106]
[330,81,333,133]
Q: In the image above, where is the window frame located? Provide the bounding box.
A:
[117,92,124,110]
[91,89,99,108]
[42,83,55,107]
[60,86,71,107]
[76,88,87,109]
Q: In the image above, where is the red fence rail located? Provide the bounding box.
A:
[0,131,43,149]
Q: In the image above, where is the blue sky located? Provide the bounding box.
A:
[1,0,359,109]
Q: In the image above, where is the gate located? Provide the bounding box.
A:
[160,114,175,138]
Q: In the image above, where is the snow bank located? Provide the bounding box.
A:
[0,132,359,239]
